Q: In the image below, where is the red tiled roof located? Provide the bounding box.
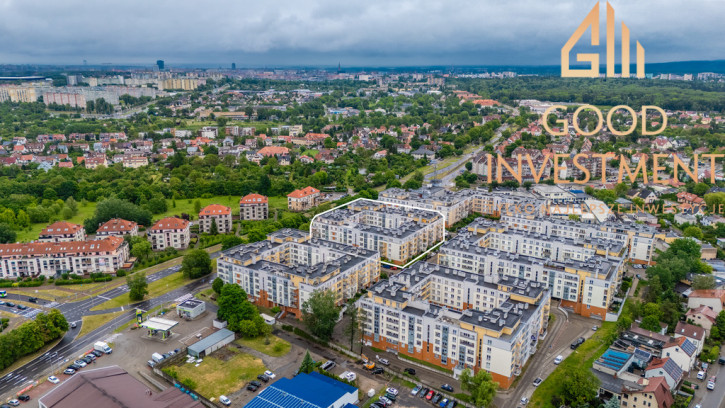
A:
[686,305,718,322]
[40,221,84,236]
[257,146,290,157]
[689,289,725,302]
[150,217,189,231]
[0,236,124,257]
[98,218,138,233]
[240,194,268,205]
[199,205,231,216]
[287,186,320,199]
[640,376,673,407]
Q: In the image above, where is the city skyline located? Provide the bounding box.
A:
[1,0,723,66]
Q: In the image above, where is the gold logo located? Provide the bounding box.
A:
[562,2,644,78]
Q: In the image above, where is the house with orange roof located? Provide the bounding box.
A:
[84,156,108,169]
[257,146,290,157]
[58,161,74,168]
[96,218,139,238]
[39,221,86,242]
[288,186,320,212]
[662,336,697,372]
[685,305,718,331]
[622,376,673,408]
[148,217,190,251]
[239,194,268,220]
[0,236,129,278]
[198,205,232,234]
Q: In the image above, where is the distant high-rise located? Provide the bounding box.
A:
[156,60,164,70]
[232,62,236,70]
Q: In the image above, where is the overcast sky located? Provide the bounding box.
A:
[0,0,722,67]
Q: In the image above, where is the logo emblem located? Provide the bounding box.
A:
[562,2,644,78]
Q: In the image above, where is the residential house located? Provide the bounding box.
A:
[96,218,139,238]
[411,147,435,160]
[287,187,320,212]
[687,290,725,314]
[621,377,674,408]
[84,156,108,169]
[148,217,190,251]
[644,358,683,391]
[686,305,718,331]
[198,205,232,234]
[239,194,268,221]
[661,337,697,372]
[673,321,706,355]
[39,221,86,242]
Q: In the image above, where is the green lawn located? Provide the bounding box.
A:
[78,310,126,338]
[529,321,617,408]
[91,272,190,311]
[268,196,288,211]
[165,348,265,399]
[16,202,97,242]
[160,196,240,219]
[236,335,291,357]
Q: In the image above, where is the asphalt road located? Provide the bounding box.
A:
[0,252,220,399]
[694,355,725,408]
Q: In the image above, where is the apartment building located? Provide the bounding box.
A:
[357,261,549,388]
[239,193,268,220]
[216,229,380,318]
[287,186,320,211]
[0,236,129,278]
[198,205,232,234]
[311,199,445,265]
[437,217,624,319]
[148,217,190,250]
[38,221,87,242]
[95,218,139,237]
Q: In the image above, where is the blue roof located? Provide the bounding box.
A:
[244,372,357,408]
[597,349,632,371]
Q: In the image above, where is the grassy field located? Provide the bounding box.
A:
[7,288,75,301]
[167,348,265,399]
[267,196,288,211]
[160,195,240,219]
[529,321,617,407]
[91,272,190,311]
[78,310,127,338]
[15,202,98,242]
[236,335,291,357]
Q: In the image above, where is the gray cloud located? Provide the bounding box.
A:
[0,0,721,66]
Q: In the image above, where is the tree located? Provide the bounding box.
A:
[131,240,152,260]
[217,284,262,334]
[683,225,704,240]
[465,161,473,171]
[212,277,224,294]
[181,249,212,279]
[84,198,152,233]
[299,350,315,374]
[127,272,148,301]
[194,199,202,215]
[221,235,244,250]
[0,223,16,244]
[210,218,218,235]
[460,368,497,408]
[562,368,599,406]
[692,274,716,290]
[343,307,359,351]
[302,290,340,341]
[604,396,620,408]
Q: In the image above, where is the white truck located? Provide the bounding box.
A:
[94,341,112,354]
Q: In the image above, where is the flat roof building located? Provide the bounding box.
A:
[244,371,358,408]
[187,328,235,358]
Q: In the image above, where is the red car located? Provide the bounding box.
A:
[426,390,435,400]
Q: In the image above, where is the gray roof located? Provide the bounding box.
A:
[188,328,234,354]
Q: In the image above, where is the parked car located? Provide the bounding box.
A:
[533,377,543,387]
[426,390,435,400]
[372,367,384,375]
[698,370,706,380]
[708,376,717,390]
[91,350,102,357]
[592,325,598,331]
[384,392,396,401]
[377,356,390,366]
[5,302,15,307]
[17,395,30,401]
[432,393,442,404]
[74,360,87,367]
[0,301,4,306]
[520,396,530,405]
[439,398,449,407]
[554,355,563,365]
[419,387,429,398]
[411,385,421,396]
[250,380,261,388]
[63,368,76,375]
[257,374,269,382]
[404,367,416,375]
[82,356,94,364]
[446,400,457,408]
[246,383,259,392]
[441,384,454,392]
[219,395,231,406]
[48,376,60,384]
[27,297,38,303]
[321,360,336,371]
[16,304,27,310]
[7,400,19,407]
[719,357,725,365]
[379,396,393,406]
[570,337,585,349]
[386,387,398,396]
[264,370,276,379]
